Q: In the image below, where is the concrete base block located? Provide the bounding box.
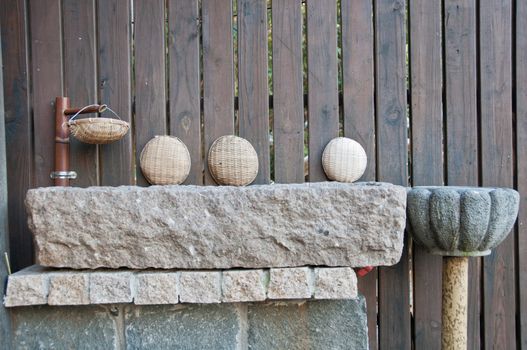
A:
[7,299,368,349]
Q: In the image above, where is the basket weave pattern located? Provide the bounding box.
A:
[140,136,191,185]
[208,135,258,186]
[68,118,129,144]
[322,137,367,183]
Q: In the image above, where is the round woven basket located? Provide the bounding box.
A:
[322,137,367,183]
[67,105,129,144]
[68,118,130,144]
[140,136,191,185]
[208,135,258,186]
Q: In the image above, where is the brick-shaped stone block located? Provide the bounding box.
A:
[11,305,118,349]
[222,270,266,302]
[267,268,311,299]
[179,271,221,303]
[48,273,90,305]
[125,304,240,349]
[4,266,48,307]
[248,298,368,350]
[134,272,178,305]
[90,272,133,304]
[314,267,357,300]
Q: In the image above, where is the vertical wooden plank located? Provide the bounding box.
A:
[62,0,98,187]
[409,0,443,349]
[0,0,33,270]
[341,1,377,348]
[479,0,515,348]
[444,1,480,348]
[516,0,527,346]
[374,0,410,349]
[202,0,235,185]
[29,0,63,188]
[272,0,304,184]
[238,0,269,184]
[134,0,167,186]
[168,0,202,185]
[306,0,338,181]
[0,13,13,345]
[97,0,133,186]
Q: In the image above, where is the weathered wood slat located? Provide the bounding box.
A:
[62,0,98,187]
[0,13,13,344]
[134,0,167,186]
[238,0,269,184]
[479,0,515,348]
[29,0,63,188]
[517,0,527,346]
[0,0,33,270]
[374,0,411,349]
[409,0,443,348]
[272,0,304,184]
[97,0,133,186]
[202,0,235,185]
[306,0,338,181]
[444,1,480,347]
[168,0,202,185]
[341,1,377,348]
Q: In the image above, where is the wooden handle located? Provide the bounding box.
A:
[442,256,469,350]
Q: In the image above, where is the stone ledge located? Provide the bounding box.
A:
[4,266,357,307]
[27,182,407,269]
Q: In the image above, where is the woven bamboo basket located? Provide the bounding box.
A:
[322,137,367,183]
[67,105,129,144]
[140,136,191,185]
[208,135,258,186]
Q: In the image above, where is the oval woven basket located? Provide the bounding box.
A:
[140,136,191,185]
[68,118,130,144]
[208,135,258,186]
[322,137,367,183]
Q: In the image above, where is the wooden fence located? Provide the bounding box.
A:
[1,0,525,348]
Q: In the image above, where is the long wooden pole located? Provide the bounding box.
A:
[442,256,469,350]
[54,97,70,186]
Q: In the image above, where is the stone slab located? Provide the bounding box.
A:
[267,267,312,299]
[90,272,133,304]
[247,297,368,350]
[48,273,90,305]
[4,266,358,307]
[222,270,267,302]
[4,266,49,307]
[10,305,119,349]
[26,182,407,269]
[125,304,240,350]
[134,272,178,305]
[314,267,357,299]
[179,271,222,303]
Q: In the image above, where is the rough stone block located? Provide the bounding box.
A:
[267,268,311,299]
[10,305,119,349]
[314,267,357,300]
[48,273,89,305]
[4,266,49,307]
[125,304,240,350]
[247,298,368,350]
[134,272,178,305]
[222,270,267,302]
[90,272,133,304]
[179,271,221,303]
[27,182,407,269]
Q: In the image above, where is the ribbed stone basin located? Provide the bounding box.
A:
[26,182,407,269]
[407,186,519,256]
